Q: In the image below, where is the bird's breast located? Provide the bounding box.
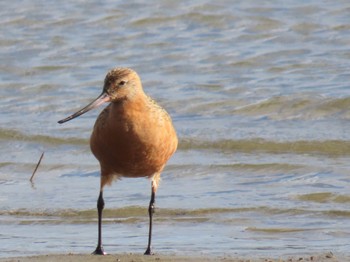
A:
[90,100,177,179]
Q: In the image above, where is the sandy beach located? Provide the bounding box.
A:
[0,252,347,262]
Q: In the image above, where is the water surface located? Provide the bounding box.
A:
[1,0,350,259]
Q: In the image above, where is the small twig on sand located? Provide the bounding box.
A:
[30,152,44,183]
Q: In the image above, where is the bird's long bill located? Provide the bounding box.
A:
[58,92,111,124]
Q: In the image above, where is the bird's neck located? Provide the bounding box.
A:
[111,92,149,114]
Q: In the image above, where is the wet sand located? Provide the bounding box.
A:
[0,252,347,262]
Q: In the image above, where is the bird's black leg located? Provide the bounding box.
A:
[92,191,106,255]
[144,188,156,255]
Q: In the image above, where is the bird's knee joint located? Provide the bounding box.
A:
[148,203,155,214]
[97,195,105,210]
[97,200,105,210]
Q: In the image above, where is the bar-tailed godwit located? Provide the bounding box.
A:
[58,67,178,255]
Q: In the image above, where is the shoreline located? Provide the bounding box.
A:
[0,252,347,262]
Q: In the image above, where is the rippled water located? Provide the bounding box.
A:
[1,0,350,259]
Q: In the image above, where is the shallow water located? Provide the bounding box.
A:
[1,0,350,258]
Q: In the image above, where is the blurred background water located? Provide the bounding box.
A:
[1,0,350,259]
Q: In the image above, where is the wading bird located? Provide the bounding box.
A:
[58,67,178,255]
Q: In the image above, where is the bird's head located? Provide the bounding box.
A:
[58,67,143,124]
[103,67,142,102]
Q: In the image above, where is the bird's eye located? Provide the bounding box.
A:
[119,80,127,86]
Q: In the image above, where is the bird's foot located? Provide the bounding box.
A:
[92,246,106,255]
[144,247,154,255]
